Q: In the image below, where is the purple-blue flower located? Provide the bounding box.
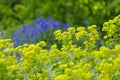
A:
[11,17,71,47]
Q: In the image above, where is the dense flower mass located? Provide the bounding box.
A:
[11,17,70,47]
[0,15,120,80]
[1,14,120,80]
[102,15,120,48]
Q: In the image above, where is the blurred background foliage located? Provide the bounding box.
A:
[0,0,120,36]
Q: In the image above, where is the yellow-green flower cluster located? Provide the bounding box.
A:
[0,36,119,80]
[1,15,120,80]
[102,15,120,48]
[54,25,99,51]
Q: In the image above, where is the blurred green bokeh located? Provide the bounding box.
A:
[0,0,120,36]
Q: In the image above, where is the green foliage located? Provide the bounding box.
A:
[0,0,120,35]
